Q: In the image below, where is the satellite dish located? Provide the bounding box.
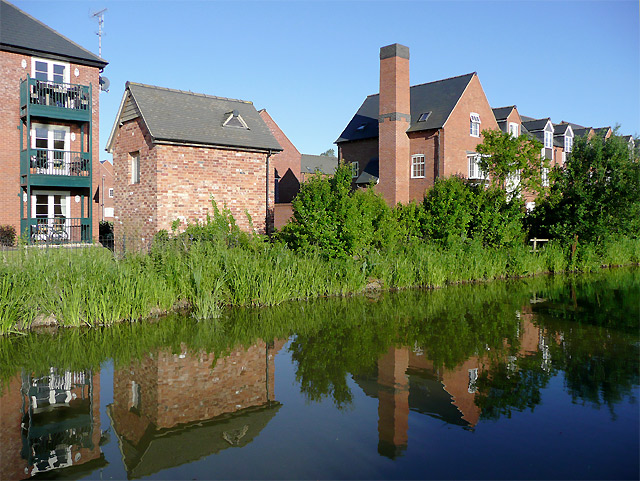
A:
[99,76,110,92]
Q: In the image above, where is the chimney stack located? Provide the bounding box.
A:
[378,43,411,205]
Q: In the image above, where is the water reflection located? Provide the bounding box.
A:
[0,269,637,479]
[107,340,283,478]
[0,368,104,479]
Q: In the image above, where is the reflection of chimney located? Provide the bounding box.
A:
[378,43,411,206]
[377,347,409,459]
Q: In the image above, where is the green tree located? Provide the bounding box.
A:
[529,133,640,243]
[475,129,547,197]
[320,148,336,157]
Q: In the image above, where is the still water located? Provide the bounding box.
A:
[1,269,638,479]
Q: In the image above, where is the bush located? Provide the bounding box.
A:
[0,225,16,247]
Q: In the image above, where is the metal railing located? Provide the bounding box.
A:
[22,149,90,177]
[27,217,91,245]
[21,78,91,112]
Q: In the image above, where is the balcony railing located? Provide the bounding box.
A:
[22,149,91,177]
[26,217,91,245]
[20,78,91,121]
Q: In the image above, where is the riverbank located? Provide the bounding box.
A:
[1,235,638,335]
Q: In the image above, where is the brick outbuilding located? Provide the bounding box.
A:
[106,82,282,245]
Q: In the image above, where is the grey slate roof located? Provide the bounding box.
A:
[492,106,515,121]
[300,154,338,175]
[355,159,379,185]
[553,123,570,135]
[122,82,282,152]
[336,73,476,144]
[0,0,107,68]
[521,118,551,132]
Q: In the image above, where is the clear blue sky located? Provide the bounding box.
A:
[14,0,639,160]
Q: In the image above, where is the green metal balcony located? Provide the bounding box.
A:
[21,149,92,188]
[20,77,92,122]
[21,217,92,245]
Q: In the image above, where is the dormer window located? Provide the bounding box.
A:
[470,113,481,137]
[223,110,249,129]
[564,135,573,153]
[509,122,519,137]
[418,112,431,122]
[544,131,552,148]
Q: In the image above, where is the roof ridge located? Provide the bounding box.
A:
[126,81,252,104]
[492,105,516,110]
[1,0,106,64]
[364,72,476,98]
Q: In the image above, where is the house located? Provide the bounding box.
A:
[492,105,523,138]
[0,0,108,244]
[300,153,339,182]
[99,160,114,221]
[336,43,499,205]
[106,82,282,244]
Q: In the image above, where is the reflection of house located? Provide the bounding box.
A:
[0,0,108,244]
[355,317,548,457]
[0,368,104,479]
[108,340,283,478]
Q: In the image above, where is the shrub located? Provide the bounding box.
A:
[0,225,16,247]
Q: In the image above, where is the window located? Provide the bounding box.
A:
[108,188,114,198]
[468,153,486,180]
[468,368,478,394]
[470,113,481,137]
[541,166,549,187]
[356,123,367,131]
[544,131,552,148]
[509,122,519,137]
[411,154,425,178]
[564,135,573,153]
[350,161,359,178]
[130,152,140,184]
[418,112,431,122]
[223,110,249,129]
[31,58,69,84]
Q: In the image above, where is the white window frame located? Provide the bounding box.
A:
[31,57,70,84]
[31,190,71,221]
[564,134,573,153]
[541,166,549,187]
[108,188,114,198]
[468,153,487,180]
[31,123,70,151]
[544,131,552,148]
[508,122,519,137]
[470,113,481,138]
[350,161,359,179]
[411,154,425,178]
[130,152,140,184]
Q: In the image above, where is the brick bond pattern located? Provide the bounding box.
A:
[0,51,101,239]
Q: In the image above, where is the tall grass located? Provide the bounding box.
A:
[0,235,638,334]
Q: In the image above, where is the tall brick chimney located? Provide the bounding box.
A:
[378,43,410,205]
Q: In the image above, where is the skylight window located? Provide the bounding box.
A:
[418,112,431,122]
[356,123,367,131]
[223,110,249,129]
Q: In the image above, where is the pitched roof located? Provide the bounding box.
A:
[521,118,551,132]
[492,106,515,121]
[0,0,107,68]
[300,154,338,175]
[553,123,570,135]
[107,82,282,152]
[336,73,476,143]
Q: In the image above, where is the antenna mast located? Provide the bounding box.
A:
[91,8,107,58]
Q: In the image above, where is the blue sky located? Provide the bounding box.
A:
[14,0,639,160]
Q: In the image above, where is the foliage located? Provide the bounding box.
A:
[0,225,16,247]
[320,148,336,157]
[279,163,395,258]
[475,129,547,196]
[528,133,640,244]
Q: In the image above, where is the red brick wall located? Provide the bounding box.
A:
[378,50,411,205]
[0,50,101,240]
[442,74,499,177]
[0,375,27,480]
[111,117,158,247]
[408,129,439,201]
[259,110,300,203]
[99,161,115,221]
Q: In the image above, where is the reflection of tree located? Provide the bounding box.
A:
[474,352,554,421]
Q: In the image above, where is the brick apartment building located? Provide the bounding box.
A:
[0,0,108,243]
[106,82,282,243]
[337,43,618,207]
[99,160,114,222]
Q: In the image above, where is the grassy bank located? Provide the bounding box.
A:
[1,234,639,334]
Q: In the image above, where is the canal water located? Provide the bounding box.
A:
[1,269,638,479]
